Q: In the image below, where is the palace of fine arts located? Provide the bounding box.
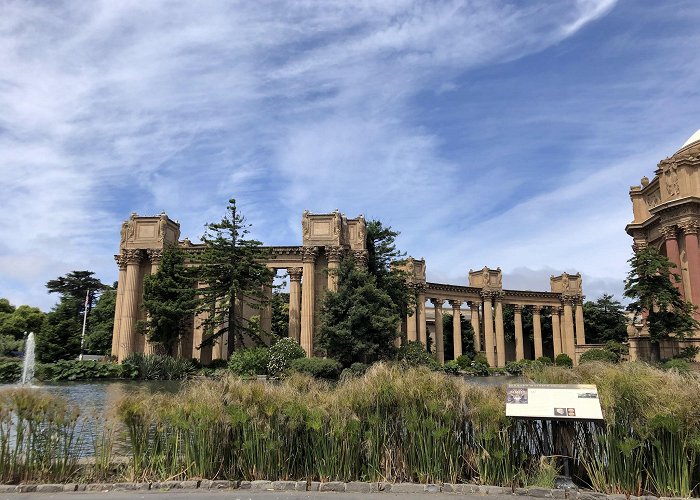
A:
[5,1,700,497]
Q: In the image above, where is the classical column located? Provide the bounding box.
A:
[407,286,418,342]
[662,225,684,298]
[495,296,506,367]
[680,221,700,309]
[469,301,481,352]
[111,255,127,358]
[482,294,496,366]
[574,298,586,346]
[326,246,342,292]
[288,267,302,342]
[532,307,543,359]
[417,287,427,346]
[450,300,462,359]
[117,249,143,362]
[551,307,562,357]
[431,299,444,364]
[300,247,318,357]
[514,305,524,361]
[562,299,576,359]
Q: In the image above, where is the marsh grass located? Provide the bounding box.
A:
[0,388,84,484]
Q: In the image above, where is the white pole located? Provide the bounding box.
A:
[79,289,89,361]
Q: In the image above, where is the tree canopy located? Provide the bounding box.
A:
[583,294,628,344]
[194,199,274,350]
[624,246,698,342]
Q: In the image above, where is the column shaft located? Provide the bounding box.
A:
[432,300,444,364]
[495,299,506,367]
[300,249,317,357]
[664,227,684,298]
[552,308,562,357]
[451,301,462,359]
[563,301,575,359]
[575,301,586,346]
[111,257,127,358]
[533,308,543,359]
[483,296,495,366]
[117,252,142,362]
[406,310,417,342]
[683,229,700,308]
[327,247,342,292]
[417,292,427,345]
[514,305,524,361]
[470,303,482,352]
[288,268,302,342]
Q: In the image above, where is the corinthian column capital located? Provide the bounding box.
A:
[115,254,128,270]
[326,246,344,263]
[302,246,318,263]
[122,249,143,264]
[661,224,678,240]
[146,248,163,264]
[288,267,303,282]
[679,220,700,235]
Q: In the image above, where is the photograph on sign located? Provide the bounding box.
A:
[505,384,603,420]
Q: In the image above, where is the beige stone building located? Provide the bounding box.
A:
[112,210,588,366]
[626,130,700,360]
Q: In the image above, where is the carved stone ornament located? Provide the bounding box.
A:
[449,299,462,309]
[114,254,128,270]
[123,249,143,264]
[664,161,680,196]
[333,210,341,236]
[661,225,678,240]
[147,248,164,263]
[288,267,303,282]
[357,215,366,243]
[513,304,523,314]
[157,213,167,242]
[632,240,648,252]
[302,246,318,262]
[430,298,443,309]
[326,246,343,262]
[353,249,368,266]
[679,220,699,235]
[302,210,310,238]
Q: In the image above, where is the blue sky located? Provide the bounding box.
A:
[2,0,700,310]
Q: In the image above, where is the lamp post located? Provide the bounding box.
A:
[79,289,89,361]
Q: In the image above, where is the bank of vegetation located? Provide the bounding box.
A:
[2,361,700,497]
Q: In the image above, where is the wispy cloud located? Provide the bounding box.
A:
[2,0,700,310]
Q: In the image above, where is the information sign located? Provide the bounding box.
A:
[505,384,603,420]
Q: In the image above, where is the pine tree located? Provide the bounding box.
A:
[36,298,82,362]
[624,246,698,342]
[318,256,399,366]
[85,285,116,354]
[194,199,274,351]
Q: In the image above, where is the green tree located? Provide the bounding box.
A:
[46,270,105,316]
[36,298,82,362]
[194,199,274,351]
[84,285,116,355]
[318,256,400,366]
[583,294,628,344]
[0,301,46,339]
[624,246,699,343]
[141,246,198,354]
[271,291,290,340]
[441,312,475,361]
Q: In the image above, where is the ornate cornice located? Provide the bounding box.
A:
[288,267,303,282]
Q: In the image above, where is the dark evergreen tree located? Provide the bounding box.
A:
[46,270,105,316]
[194,199,274,350]
[271,291,290,340]
[142,246,198,354]
[624,246,698,342]
[84,285,116,355]
[318,256,399,366]
[36,298,82,362]
[441,312,475,361]
[582,294,628,344]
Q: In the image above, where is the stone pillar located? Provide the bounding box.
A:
[117,249,142,362]
[469,301,481,352]
[417,288,427,345]
[326,246,342,292]
[662,225,684,298]
[495,296,506,367]
[431,299,444,364]
[574,298,586,346]
[482,294,495,366]
[111,255,127,358]
[288,267,302,342]
[532,307,543,359]
[514,305,524,361]
[563,299,576,359]
[407,289,418,342]
[300,247,318,357]
[551,307,562,357]
[681,221,700,309]
[143,249,163,356]
[450,300,462,359]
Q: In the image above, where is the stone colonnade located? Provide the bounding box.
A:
[659,221,700,309]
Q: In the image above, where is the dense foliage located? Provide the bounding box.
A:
[121,353,195,380]
[289,357,343,380]
[227,347,269,376]
[267,337,305,377]
[583,294,628,344]
[194,199,274,350]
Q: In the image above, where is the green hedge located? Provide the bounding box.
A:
[228,347,269,376]
[34,360,123,381]
[290,357,343,380]
[0,360,21,383]
[580,348,618,364]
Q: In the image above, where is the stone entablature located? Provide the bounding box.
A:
[111,210,587,366]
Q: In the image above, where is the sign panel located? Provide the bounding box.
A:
[505,384,604,420]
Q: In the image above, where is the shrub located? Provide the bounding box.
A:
[349,362,368,375]
[0,359,21,383]
[662,358,691,373]
[604,340,629,359]
[0,335,22,357]
[396,341,439,369]
[121,353,195,380]
[536,356,553,365]
[473,353,489,367]
[554,353,573,368]
[674,345,700,361]
[207,359,229,369]
[268,338,305,377]
[443,360,461,375]
[34,360,123,381]
[290,357,343,380]
[580,349,618,364]
[455,354,472,370]
[228,347,269,376]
